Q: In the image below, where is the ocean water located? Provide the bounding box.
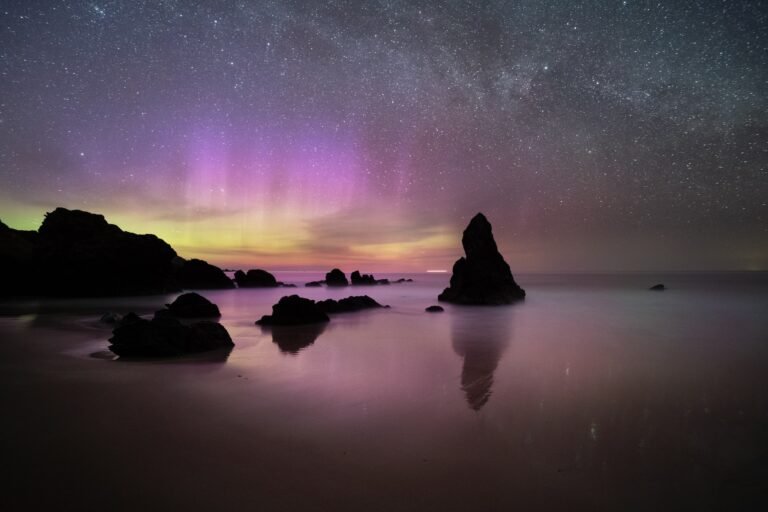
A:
[1,272,767,511]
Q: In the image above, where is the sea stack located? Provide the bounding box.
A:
[438,213,525,305]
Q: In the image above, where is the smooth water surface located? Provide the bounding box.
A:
[1,272,767,511]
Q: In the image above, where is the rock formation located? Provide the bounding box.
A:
[162,292,221,318]
[425,305,444,313]
[351,270,376,285]
[234,269,279,287]
[174,258,234,289]
[438,213,525,305]
[304,280,324,287]
[325,268,349,286]
[316,295,388,314]
[255,295,330,326]
[108,314,233,357]
[1,208,178,297]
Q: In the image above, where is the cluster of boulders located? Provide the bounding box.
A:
[256,294,387,326]
[107,293,233,357]
[303,269,413,287]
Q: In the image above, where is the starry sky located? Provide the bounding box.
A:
[1,1,766,272]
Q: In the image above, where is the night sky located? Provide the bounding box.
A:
[1,1,766,271]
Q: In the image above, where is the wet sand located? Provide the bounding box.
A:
[2,273,768,511]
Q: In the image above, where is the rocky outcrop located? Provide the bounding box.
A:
[438,213,525,305]
[425,305,444,313]
[108,314,233,357]
[234,269,279,288]
[325,268,348,286]
[162,292,221,318]
[1,208,178,297]
[255,295,330,326]
[351,270,376,285]
[174,258,234,289]
[316,295,388,314]
[305,280,324,287]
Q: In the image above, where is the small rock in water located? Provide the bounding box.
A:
[325,268,349,287]
[649,283,666,291]
[256,295,330,326]
[425,305,444,313]
[234,269,279,288]
[316,295,388,314]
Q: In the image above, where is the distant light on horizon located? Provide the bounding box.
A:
[427,269,448,273]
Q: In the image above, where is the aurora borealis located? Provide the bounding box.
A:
[1,1,766,271]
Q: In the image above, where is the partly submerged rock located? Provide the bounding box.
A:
[649,283,666,291]
[325,268,349,286]
[175,258,234,289]
[438,213,525,305]
[256,295,330,326]
[108,315,233,357]
[425,305,444,313]
[351,270,377,285]
[164,292,221,318]
[305,280,324,287]
[316,295,388,314]
[234,269,279,288]
[395,278,414,283]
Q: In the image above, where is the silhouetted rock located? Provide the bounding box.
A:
[425,305,444,313]
[649,283,666,291]
[316,295,388,313]
[1,208,178,297]
[234,268,279,288]
[261,323,327,355]
[376,279,390,285]
[305,280,324,287]
[163,292,221,318]
[395,278,413,283]
[438,213,525,305]
[256,295,330,326]
[351,270,377,285]
[281,283,297,288]
[108,315,233,357]
[325,268,348,286]
[174,258,234,289]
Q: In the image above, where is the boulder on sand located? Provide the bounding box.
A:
[163,292,221,318]
[108,314,233,357]
[255,295,330,326]
[438,213,525,305]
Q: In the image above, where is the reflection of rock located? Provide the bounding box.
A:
[325,268,348,286]
[163,292,221,318]
[451,308,512,410]
[174,258,234,289]
[235,269,279,288]
[109,314,233,357]
[255,295,330,326]
[649,283,666,291]
[262,322,327,355]
[439,213,525,305]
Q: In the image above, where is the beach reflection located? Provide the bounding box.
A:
[261,322,328,355]
[451,307,513,410]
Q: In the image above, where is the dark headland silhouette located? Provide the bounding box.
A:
[439,213,526,305]
[0,208,233,297]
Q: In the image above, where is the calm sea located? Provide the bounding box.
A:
[1,272,767,510]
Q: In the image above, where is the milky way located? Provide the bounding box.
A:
[1,1,766,271]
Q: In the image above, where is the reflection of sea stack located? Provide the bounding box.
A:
[439,213,525,305]
[451,310,511,410]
